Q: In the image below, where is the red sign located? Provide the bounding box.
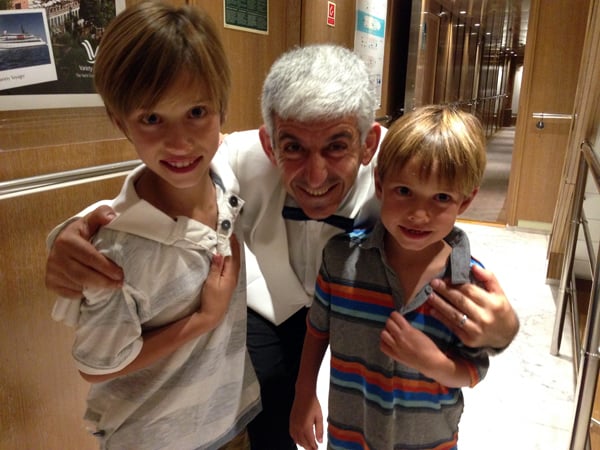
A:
[327,1,336,27]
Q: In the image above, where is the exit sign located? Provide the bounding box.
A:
[327,1,336,27]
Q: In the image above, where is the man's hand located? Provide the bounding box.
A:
[428,265,519,350]
[45,205,123,298]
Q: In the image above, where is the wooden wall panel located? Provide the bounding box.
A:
[0,177,126,450]
[301,0,356,47]
[195,0,301,132]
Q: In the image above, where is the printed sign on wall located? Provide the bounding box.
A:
[354,0,387,107]
[224,0,268,35]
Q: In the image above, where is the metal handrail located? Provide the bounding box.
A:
[0,159,141,200]
[554,140,600,449]
[532,112,574,120]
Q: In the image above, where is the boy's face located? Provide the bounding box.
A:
[375,158,477,254]
[259,116,380,219]
[115,74,221,192]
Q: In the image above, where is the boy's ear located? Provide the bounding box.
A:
[374,167,383,200]
[108,111,126,135]
[458,187,479,214]
[362,123,381,166]
[258,125,278,166]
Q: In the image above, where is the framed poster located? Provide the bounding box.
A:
[0,0,125,111]
[0,9,57,91]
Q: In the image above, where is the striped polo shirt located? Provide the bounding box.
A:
[308,222,489,450]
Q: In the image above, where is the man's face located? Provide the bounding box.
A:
[259,116,379,219]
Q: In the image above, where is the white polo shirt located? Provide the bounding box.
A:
[53,163,260,450]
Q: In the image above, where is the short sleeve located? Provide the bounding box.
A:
[73,283,149,375]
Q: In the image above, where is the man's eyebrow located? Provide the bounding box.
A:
[328,131,354,141]
[277,132,298,141]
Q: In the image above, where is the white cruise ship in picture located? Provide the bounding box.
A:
[0,28,46,49]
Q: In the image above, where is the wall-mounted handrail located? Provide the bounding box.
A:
[0,159,141,201]
[532,112,574,120]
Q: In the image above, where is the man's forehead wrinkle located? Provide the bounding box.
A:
[277,130,354,142]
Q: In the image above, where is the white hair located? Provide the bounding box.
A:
[261,44,377,144]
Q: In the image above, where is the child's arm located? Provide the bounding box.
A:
[79,236,241,383]
[380,311,482,388]
[290,329,329,450]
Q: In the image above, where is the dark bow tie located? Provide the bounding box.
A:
[281,206,355,232]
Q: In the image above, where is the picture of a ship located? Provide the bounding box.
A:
[0,26,46,50]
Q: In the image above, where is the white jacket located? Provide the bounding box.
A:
[221,130,381,325]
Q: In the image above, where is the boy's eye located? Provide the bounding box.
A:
[396,186,410,196]
[190,106,206,118]
[435,193,452,202]
[141,113,160,125]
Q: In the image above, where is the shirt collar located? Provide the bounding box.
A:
[105,164,244,256]
[360,221,473,284]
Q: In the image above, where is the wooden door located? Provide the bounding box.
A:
[506,0,590,227]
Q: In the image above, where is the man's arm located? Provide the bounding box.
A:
[45,205,124,298]
[428,264,519,351]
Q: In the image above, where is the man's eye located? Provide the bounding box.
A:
[190,106,206,118]
[282,142,302,153]
[328,142,348,152]
[141,113,160,125]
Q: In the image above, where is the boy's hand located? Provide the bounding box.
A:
[428,265,519,349]
[380,311,441,372]
[198,235,241,327]
[290,390,323,450]
[45,205,123,298]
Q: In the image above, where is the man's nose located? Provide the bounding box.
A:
[304,153,328,187]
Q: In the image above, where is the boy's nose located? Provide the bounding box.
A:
[164,123,193,151]
[407,206,429,224]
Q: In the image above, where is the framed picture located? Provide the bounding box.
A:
[0,0,125,111]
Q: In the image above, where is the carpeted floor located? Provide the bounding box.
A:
[461,127,515,224]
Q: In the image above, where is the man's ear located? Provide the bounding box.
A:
[361,122,382,166]
[458,187,479,215]
[258,125,278,166]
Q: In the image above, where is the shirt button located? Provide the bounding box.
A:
[221,220,232,231]
[229,196,239,207]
